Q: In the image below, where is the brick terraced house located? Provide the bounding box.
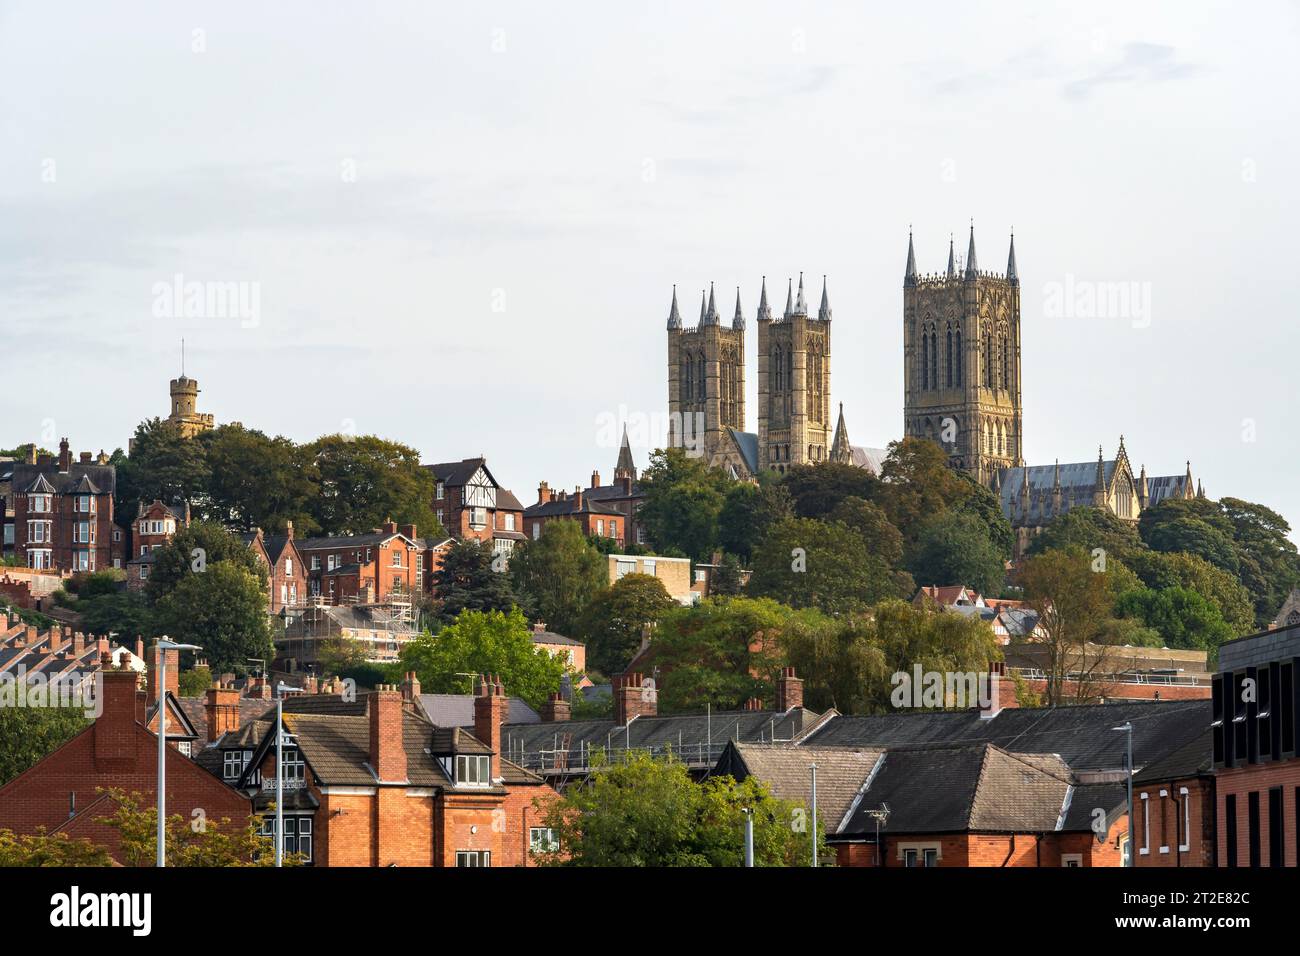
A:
[195,676,561,866]
[424,458,526,558]
[296,522,427,605]
[11,441,121,573]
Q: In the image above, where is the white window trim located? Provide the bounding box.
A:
[896,841,942,865]
[1179,786,1191,853]
[1061,853,1083,867]
[1139,792,1150,855]
[1158,788,1170,853]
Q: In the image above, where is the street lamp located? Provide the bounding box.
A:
[741,807,754,867]
[810,763,819,868]
[1113,722,1134,867]
[274,681,299,868]
[155,638,202,868]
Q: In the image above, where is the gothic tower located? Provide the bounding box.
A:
[903,225,1022,485]
[667,283,745,466]
[757,274,832,473]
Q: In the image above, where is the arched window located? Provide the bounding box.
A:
[930,330,938,389]
[1001,333,1009,391]
[946,326,953,388]
[921,335,929,390]
[696,353,706,400]
[682,359,692,404]
[955,327,963,386]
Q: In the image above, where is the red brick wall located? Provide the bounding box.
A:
[14,483,116,573]
[834,822,1126,868]
[1134,777,1215,867]
[1216,760,1300,867]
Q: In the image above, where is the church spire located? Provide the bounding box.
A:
[732,287,745,330]
[964,222,979,278]
[1094,446,1107,506]
[1197,479,1205,499]
[666,285,682,330]
[1006,229,1019,285]
[946,234,956,277]
[794,272,808,315]
[698,289,707,325]
[757,276,772,322]
[818,276,832,321]
[614,424,637,480]
[904,229,918,287]
[702,282,719,325]
[784,278,794,318]
[829,403,852,464]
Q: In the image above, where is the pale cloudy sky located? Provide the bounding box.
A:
[3,1,1298,533]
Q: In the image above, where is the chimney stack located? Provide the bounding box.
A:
[71,631,86,658]
[540,692,571,723]
[743,697,765,711]
[204,682,241,743]
[94,663,143,766]
[147,643,179,702]
[538,481,551,504]
[533,621,546,634]
[614,672,656,725]
[368,685,408,782]
[776,667,804,712]
[590,470,601,490]
[979,662,1008,720]
[473,674,507,783]
[400,670,421,703]
[58,438,71,473]
[134,636,144,662]
[382,520,398,535]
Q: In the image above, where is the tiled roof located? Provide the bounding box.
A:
[12,461,116,495]
[719,742,883,832]
[530,630,583,648]
[1146,475,1190,506]
[523,496,624,518]
[837,743,1077,836]
[1132,729,1213,784]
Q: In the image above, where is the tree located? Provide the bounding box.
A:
[312,637,371,678]
[580,573,676,676]
[780,599,999,714]
[537,750,825,867]
[0,829,111,867]
[53,571,153,638]
[432,539,518,622]
[952,473,1015,561]
[0,707,89,786]
[874,437,974,545]
[1114,586,1235,656]
[152,562,273,673]
[747,517,906,615]
[115,419,211,519]
[206,424,320,535]
[177,665,213,698]
[635,448,733,561]
[397,608,568,709]
[650,597,793,713]
[780,461,879,520]
[304,434,445,538]
[508,521,606,636]
[95,788,292,866]
[1019,548,1125,705]
[829,497,904,567]
[1026,506,1142,565]
[146,521,268,601]
[718,480,793,563]
[709,553,745,597]
[906,510,1006,596]
[1123,550,1254,634]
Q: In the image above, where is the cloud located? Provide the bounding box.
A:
[1062,43,1204,100]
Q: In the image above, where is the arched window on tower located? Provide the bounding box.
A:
[682,358,692,405]
[946,326,953,388]
[921,335,929,390]
[929,330,938,390]
[984,331,993,388]
[955,327,962,386]
[1001,333,1009,391]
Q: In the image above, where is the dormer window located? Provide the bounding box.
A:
[28,494,51,513]
[455,754,491,787]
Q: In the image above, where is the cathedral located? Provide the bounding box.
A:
[664,224,1201,557]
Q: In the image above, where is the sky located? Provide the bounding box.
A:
[3,1,1298,534]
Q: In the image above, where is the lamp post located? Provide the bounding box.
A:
[155,638,202,868]
[741,807,754,867]
[274,681,299,868]
[1113,721,1134,867]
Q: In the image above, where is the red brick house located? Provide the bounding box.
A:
[241,523,308,616]
[11,441,121,573]
[0,658,253,862]
[524,484,627,546]
[424,458,527,558]
[195,675,561,866]
[126,499,189,591]
[1212,622,1300,867]
[296,522,427,605]
[1132,730,1216,867]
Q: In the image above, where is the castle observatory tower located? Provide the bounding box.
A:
[666,283,745,466]
[756,273,832,473]
[168,375,215,438]
[903,225,1023,485]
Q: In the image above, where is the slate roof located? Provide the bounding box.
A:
[530,629,583,648]
[176,696,276,743]
[501,707,826,774]
[1132,729,1213,784]
[424,458,492,486]
[997,461,1108,525]
[11,461,116,495]
[838,743,1078,836]
[296,531,416,551]
[803,700,1210,773]
[417,693,540,727]
[585,482,643,502]
[496,488,525,512]
[1146,475,1191,506]
[523,496,623,518]
[848,446,889,476]
[717,742,883,832]
[727,429,759,476]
